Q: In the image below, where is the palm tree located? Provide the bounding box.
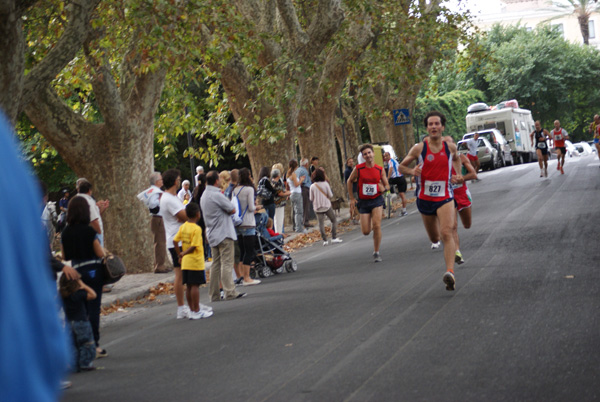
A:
[547,0,600,45]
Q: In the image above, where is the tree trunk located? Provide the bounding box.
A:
[0,3,24,125]
[298,102,345,197]
[24,73,164,273]
[385,95,418,159]
[333,101,360,164]
[578,14,590,45]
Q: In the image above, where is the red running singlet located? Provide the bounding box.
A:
[356,163,383,200]
[416,141,453,202]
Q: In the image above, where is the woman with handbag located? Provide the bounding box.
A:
[61,196,107,358]
[257,166,276,220]
[234,168,261,286]
[309,168,343,246]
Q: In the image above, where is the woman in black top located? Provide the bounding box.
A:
[61,196,106,358]
[257,166,276,219]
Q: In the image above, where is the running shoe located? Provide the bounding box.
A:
[443,272,456,291]
[401,210,408,216]
[200,303,213,313]
[323,240,329,246]
[455,250,465,265]
[560,166,564,174]
[189,310,213,320]
[557,163,561,171]
[431,241,441,250]
[243,279,261,286]
[331,238,343,244]
[544,167,548,177]
[540,170,543,177]
[176,305,190,319]
[373,252,382,262]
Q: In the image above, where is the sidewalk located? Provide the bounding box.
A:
[101,205,355,308]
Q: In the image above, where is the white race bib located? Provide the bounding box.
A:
[424,180,446,197]
[555,134,562,140]
[452,182,463,190]
[537,142,546,149]
[362,183,378,197]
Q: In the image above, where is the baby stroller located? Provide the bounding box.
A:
[249,212,297,279]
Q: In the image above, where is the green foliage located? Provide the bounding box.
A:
[16,115,76,193]
[422,24,600,143]
[415,89,486,140]
[481,24,600,141]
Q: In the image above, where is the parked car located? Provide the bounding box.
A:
[462,129,514,167]
[457,137,500,171]
[565,140,580,157]
[576,141,594,155]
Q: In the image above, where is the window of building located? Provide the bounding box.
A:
[590,20,596,39]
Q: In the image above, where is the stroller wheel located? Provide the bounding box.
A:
[249,266,257,280]
[284,259,297,273]
[261,265,274,278]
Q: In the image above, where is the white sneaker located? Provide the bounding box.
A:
[176,305,190,319]
[189,310,213,320]
[242,279,261,286]
[401,210,408,216]
[331,238,343,244]
[200,303,213,313]
[323,240,330,246]
[431,241,441,250]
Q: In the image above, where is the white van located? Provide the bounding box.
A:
[466,103,537,164]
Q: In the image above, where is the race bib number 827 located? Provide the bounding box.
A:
[424,180,446,198]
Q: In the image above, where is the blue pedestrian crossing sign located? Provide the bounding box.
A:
[393,109,410,125]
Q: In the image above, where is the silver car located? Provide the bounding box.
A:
[457,137,500,171]
[462,129,514,167]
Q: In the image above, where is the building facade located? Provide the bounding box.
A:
[473,0,600,48]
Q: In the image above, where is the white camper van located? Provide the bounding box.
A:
[465,102,537,164]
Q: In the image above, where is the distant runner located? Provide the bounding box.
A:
[399,111,463,291]
[530,121,550,178]
[552,120,570,175]
[589,114,600,163]
[347,144,390,262]
[384,152,408,216]
[466,132,480,176]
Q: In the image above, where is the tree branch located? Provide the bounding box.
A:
[83,39,126,130]
[302,0,345,59]
[21,0,100,111]
[276,0,309,48]
[24,85,97,166]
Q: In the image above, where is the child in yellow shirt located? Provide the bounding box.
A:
[173,202,213,319]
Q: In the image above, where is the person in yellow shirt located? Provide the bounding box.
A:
[174,202,213,320]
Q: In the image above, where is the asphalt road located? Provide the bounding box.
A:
[63,155,600,402]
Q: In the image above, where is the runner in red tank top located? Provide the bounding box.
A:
[444,136,478,266]
[400,111,463,291]
[347,144,389,262]
[552,120,570,175]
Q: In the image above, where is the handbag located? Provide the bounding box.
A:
[231,187,248,227]
[102,252,126,284]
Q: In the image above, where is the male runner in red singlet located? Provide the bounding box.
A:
[399,111,463,290]
[444,136,478,265]
[552,120,570,175]
[347,144,390,262]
